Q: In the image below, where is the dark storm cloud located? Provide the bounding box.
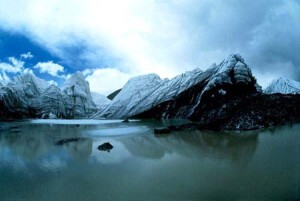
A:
[164,0,300,85]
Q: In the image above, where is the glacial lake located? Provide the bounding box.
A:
[0,119,300,201]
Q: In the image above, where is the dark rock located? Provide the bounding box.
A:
[55,138,84,145]
[98,142,113,152]
[75,124,80,127]
[192,94,300,130]
[167,125,178,131]
[163,94,300,131]
[154,127,171,134]
[107,89,122,100]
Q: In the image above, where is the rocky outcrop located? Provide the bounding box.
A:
[168,94,300,131]
[264,77,300,94]
[107,89,122,100]
[94,54,261,119]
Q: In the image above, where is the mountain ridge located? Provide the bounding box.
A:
[264,77,300,94]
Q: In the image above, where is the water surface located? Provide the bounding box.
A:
[0,120,299,201]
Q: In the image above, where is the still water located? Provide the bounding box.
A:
[0,119,299,201]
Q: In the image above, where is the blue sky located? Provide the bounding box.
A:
[0,0,299,94]
[0,29,118,87]
[0,30,66,85]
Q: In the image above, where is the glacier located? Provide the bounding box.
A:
[264,77,300,94]
[93,54,261,119]
[0,71,103,120]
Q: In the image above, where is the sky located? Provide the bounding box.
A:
[0,0,299,95]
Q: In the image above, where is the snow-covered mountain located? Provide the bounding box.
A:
[91,92,111,109]
[93,54,261,119]
[264,77,300,94]
[0,71,99,119]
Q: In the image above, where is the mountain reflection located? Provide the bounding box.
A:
[1,121,299,167]
[119,130,259,163]
[0,123,93,163]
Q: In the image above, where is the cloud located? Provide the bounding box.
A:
[0,0,299,88]
[86,68,131,95]
[33,61,64,77]
[48,80,58,86]
[0,57,24,73]
[82,68,93,76]
[22,68,34,74]
[20,52,34,59]
[0,52,35,75]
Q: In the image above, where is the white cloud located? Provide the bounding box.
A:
[23,68,34,74]
[0,0,210,79]
[34,61,64,77]
[82,68,94,76]
[20,52,34,59]
[0,57,24,73]
[48,80,58,86]
[86,68,131,95]
[0,0,299,83]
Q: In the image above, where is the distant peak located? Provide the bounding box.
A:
[265,77,300,94]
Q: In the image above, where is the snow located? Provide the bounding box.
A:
[30,119,124,125]
[86,126,149,137]
[91,92,111,108]
[94,54,260,119]
[264,77,300,94]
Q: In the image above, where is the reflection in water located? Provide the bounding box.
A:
[120,130,258,164]
[62,138,93,161]
[0,120,299,201]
